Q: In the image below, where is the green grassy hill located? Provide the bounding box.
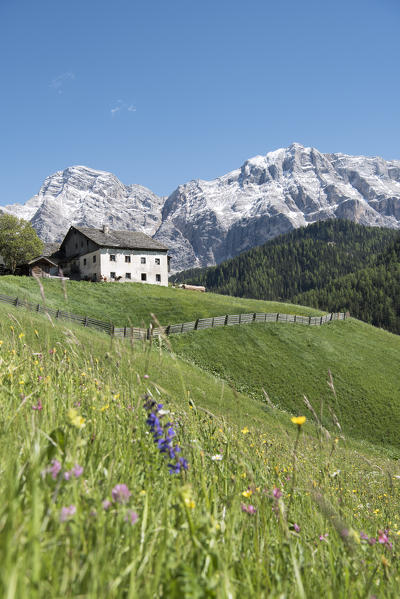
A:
[1,283,400,596]
[0,275,322,327]
[169,318,400,451]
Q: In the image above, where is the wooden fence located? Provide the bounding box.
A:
[0,292,348,340]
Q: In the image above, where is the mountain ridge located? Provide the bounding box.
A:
[2,143,400,271]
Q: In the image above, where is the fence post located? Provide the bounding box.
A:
[212,317,214,327]
[276,313,279,322]
[84,316,88,327]
[253,312,256,321]
[56,309,60,318]
[224,315,228,325]
[124,326,127,337]
[309,316,311,325]
[194,319,199,330]
[345,311,350,319]
[181,322,184,333]
[166,325,170,336]
[15,297,19,307]
[320,316,323,325]
[36,304,40,312]
[294,314,296,323]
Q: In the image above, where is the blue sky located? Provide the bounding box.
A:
[1,0,399,205]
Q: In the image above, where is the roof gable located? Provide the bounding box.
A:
[65,226,168,252]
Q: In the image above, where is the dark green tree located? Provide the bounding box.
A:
[0,214,43,273]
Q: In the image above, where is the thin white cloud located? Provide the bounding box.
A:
[50,72,75,94]
[110,100,137,116]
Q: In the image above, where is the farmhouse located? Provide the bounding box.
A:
[47,225,170,286]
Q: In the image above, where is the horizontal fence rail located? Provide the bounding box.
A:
[0,291,349,340]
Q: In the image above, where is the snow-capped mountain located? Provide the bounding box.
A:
[3,144,400,271]
[3,166,164,243]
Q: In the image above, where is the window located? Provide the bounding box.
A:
[156,274,161,282]
[125,255,131,263]
[155,258,160,265]
[83,258,87,266]
[93,255,96,263]
[126,273,131,279]
[141,273,147,281]
[110,254,116,262]
[141,257,146,264]
[110,272,116,279]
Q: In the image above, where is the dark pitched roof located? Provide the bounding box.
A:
[74,227,168,251]
[28,256,58,267]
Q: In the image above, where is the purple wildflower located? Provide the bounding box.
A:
[143,374,149,379]
[112,484,131,504]
[273,487,282,499]
[360,532,369,540]
[32,400,43,411]
[64,471,71,481]
[71,464,83,478]
[125,510,139,525]
[50,459,62,480]
[241,503,256,515]
[368,537,377,546]
[378,530,392,549]
[293,523,300,533]
[319,533,328,542]
[144,397,189,474]
[60,505,76,522]
[102,499,112,510]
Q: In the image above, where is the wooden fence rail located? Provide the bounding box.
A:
[0,291,349,340]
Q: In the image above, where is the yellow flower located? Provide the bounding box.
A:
[139,490,146,496]
[242,489,253,498]
[68,408,86,429]
[100,404,110,412]
[241,426,250,434]
[291,416,306,426]
[181,485,195,509]
[18,333,25,339]
[0,340,3,346]
[34,330,39,337]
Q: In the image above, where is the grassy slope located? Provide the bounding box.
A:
[1,304,400,597]
[0,275,323,327]
[169,318,400,452]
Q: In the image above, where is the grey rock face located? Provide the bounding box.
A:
[2,144,400,272]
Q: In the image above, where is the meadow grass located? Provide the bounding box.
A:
[1,303,400,597]
[0,275,323,327]
[169,318,400,452]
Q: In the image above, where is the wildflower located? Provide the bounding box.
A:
[34,330,39,337]
[368,537,377,545]
[68,408,85,429]
[293,523,300,533]
[360,532,369,541]
[18,332,25,339]
[143,374,149,379]
[112,484,131,504]
[241,427,250,434]
[71,464,83,478]
[125,510,139,525]
[60,505,76,522]
[273,487,282,499]
[319,533,328,542]
[211,454,223,461]
[241,503,256,515]
[49,459,61,480]
[242,489,253,498]
[144,397,189,474]
[378,530,392,549]
[291,416,306,426]
[102,499,112,510]
[32,400,43,411]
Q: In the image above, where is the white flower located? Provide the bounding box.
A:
[211,454,223,461]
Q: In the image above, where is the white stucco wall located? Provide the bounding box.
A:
[78,250,102,280]
[99,248,168,286]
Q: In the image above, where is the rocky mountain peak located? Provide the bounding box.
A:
[2,146,400,271]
